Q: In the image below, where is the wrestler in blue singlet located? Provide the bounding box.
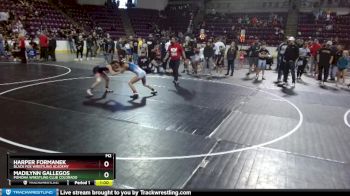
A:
[127,62,146,79]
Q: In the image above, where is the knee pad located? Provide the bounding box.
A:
[96,77,102,82]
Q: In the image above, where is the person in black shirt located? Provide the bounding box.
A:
[92,32,98,59]
[132,38,139,63]
[146,35,155,60]
[72,32,78,53]
[29,39,39,52]
[246,41,260,76]
[255,42,270,80]
[330,44,342,81]
[203,41,215,76]
[317,41,334,86]
[86,35,94,60]
[75,35,84,61]
[182,37,195,74]
[103,35,115,64]
[4,38,10,58]
[276,39,288,82]
[283,37,299,87]
[68,34,75,54]
[48,35,57,61]
[160,38,168,71]
[225,41,238,76]
[117,47,126,61]
[150,44,163,73]
[138,53,151,73]
[116,0,120,9]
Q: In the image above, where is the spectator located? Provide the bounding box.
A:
[0,34,5,58]
[283,37,299,87]
[75,35,84,61]
[92,32,98,58]
[147,35,155,59]
[246,41,260,76]
[48,34,57,61]
[203,41,215,76]
[138,52,151,73]
[296,42,310,80]
[124,40,132,62]
[214,38,226,74]
[86,34,93,60]
[326,24,333,31]
[126,0,134,8]
[132,38,139,63]
[330,44,343,81]
[68,33,75,54]
[225,41,238,76]
[150,44,163,73]
[277,38,288,81]
[18,34,27,64]
[103,35,115,63]
[28,38,38,59]
[4,37,10,57]
[317,41,334,86]
[39,31,49,61]
[256,42,270,80]
[117,44,126,61]
[336,50,349,87]
[309,39,321,76]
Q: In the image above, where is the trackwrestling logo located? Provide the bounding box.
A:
[2,188,56,196]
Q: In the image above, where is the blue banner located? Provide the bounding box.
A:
[1,189,57,196]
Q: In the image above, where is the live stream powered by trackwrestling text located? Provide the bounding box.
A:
[0,189,192,196]
[59,190,192,196]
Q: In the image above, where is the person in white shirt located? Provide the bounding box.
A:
[163,39,171,72]
[199,44,205,61]
[165,40,171,52]
[297,42,310,80]
[214,40,225,57]
[124,41,131,62]
[214,39,226,74]
[141,39,148,57]
[190,44,201,75]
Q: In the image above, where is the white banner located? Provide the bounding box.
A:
[0,12,9,21]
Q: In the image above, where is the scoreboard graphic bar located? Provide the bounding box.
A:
[7,153,116,186]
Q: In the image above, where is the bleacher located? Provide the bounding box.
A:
[203,12,287,46]
[127,8,160,37]
[58,1,93,31]
[0,0,72,37]
[160,4,196,33]
[298,12,350,47]
[83,5,126,39]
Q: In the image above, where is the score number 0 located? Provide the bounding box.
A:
[104,161,109,178]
